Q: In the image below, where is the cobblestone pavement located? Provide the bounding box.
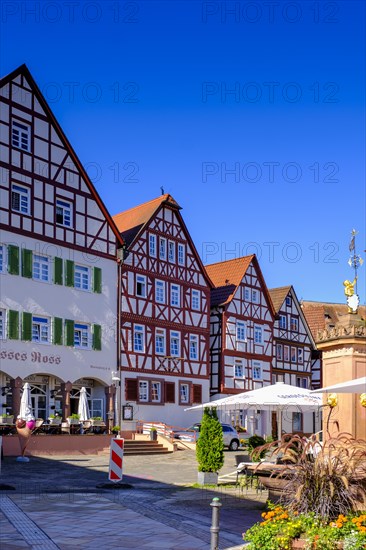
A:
[0,449,266,549]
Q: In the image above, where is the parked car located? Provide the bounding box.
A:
[173,423,240,451]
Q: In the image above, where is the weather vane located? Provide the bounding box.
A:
[343,229,363,314]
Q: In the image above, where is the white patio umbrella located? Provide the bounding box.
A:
[77,387,91,421]
[185,382,323,436]
[311,376,366,394]
[19,382,33,420]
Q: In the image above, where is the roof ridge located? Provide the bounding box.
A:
[113,194,173,218]
[205,254,255,269]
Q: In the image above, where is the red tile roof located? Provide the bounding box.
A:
[205,256,254,306]
[269,286,292,313]
[301,301,366,338]
[113,194,180,245]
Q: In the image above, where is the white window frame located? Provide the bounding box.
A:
[155,280,165,304]
[74,264,90,291]
[298,348,304,364]
[244,287,250,301]
[0,244,5,273]
[0,309,5,339]
[136,274,147,298]
[189,334,198,360]
[32,316,50,344]
[138,380,149,402]
[168,241,175,263]
[254,325,263,344]
[284,345,290,361]
[279,315,287,329]
[290,317,298,331]
[252,289,259,303]
[286,296,291,306]
[291,347,297,363]
[159,237,166,260]
[155,328,166,355]
[236,320,246,342]
[149,234,156,257]
[56,198,73,228]
[180,383,190,404]
[133,324,144,353]
[11,183,30,214]
[151,381,162,403]
[171,284,180,307]
[33,254,50,283]
[276,343,283,360]
[234,361,244,378]
[191,289,200,311]
[170,331,180,357]
[252,361,262,380]
[178,243,185,266]
[12,120,31,152]
[74,322,90,348]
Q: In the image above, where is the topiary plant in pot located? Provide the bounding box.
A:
[196,407,224,485]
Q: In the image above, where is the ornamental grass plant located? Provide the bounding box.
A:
[243,432,366,549]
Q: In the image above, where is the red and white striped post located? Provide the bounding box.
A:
[108,437,124,482]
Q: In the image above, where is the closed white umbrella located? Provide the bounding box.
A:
[311,376,366,394]
[19,382,33,420]
[78,387,90,421]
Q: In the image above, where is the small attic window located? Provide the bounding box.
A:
[286,296,291,306]
[325,314,332,319]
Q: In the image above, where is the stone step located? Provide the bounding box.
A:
[98,439,172,456]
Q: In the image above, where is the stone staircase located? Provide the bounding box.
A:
[98,439,172,456]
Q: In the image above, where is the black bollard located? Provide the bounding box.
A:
[210,497,222,550]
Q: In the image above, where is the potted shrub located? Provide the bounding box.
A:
[0,413,14,424]
[196,407,224,485]
[111,425,120,435]
[48,414,61,425]
[150,427,158,441]
[67,413,80,425]
[243,432,366,549]
[91,416,105,427]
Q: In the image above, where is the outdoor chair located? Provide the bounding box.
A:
[235,453,251,485]
[81,421,93,434]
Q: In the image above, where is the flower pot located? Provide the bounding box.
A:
[197,471,218,485]
[150,430,157,441]
[0,415,14,424]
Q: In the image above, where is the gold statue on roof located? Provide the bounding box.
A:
[343,278,357,297]
[344,230,363,314]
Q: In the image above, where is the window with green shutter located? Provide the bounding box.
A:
[7,245,19,275]
[65,319,74,346]
[22,312,32,341]
[93,324,102,350]
[53,317,63,345]
[54,257,63,285]
[21,249,33,278]
[65,260,74,287]
[8,310,19,339]
[93,267,102,293]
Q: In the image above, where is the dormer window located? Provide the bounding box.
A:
[12,120,31,152]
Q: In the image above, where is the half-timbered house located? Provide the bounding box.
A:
[0,65,124,423]
[269,286,320,436]
[113,194,212,426]
[206,255,275,435]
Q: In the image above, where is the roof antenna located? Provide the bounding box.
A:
[160,186,164,195]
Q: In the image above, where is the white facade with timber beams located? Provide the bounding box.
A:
[113,194,212,426]
[269,286,320,436]
[207,256,275,435]
[0,65,124,424]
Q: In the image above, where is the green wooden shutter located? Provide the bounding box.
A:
[8,310,19,339]
[54,258,63,285]
[65,319,74,346]
[53,317,63,345]
[65,260,74,287]
[93,267,102,293]
[22,249,33,278]
[7,245,19,275]
[92,324,102,351]
[22,312,32,341]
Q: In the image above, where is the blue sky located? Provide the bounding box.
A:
[1,0,365,303]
